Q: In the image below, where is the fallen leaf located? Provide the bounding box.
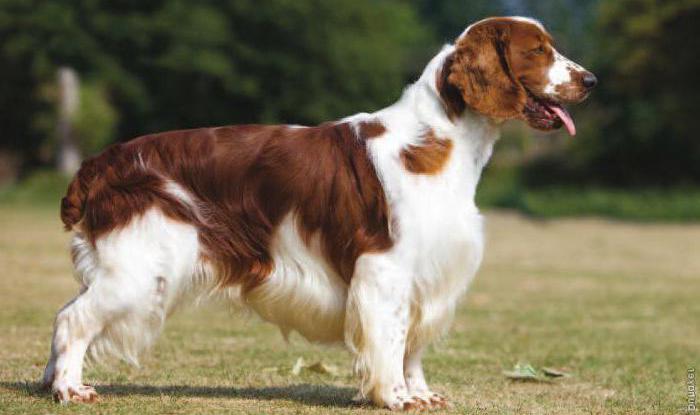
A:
[542,367,571,378]
[306,361,338,375]
[291,357,305,376]
[503,362,547,382]
[289,358,339,377]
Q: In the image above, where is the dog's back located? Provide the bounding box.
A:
[61,123,392,288]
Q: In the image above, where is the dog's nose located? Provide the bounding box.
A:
[582,72,598,89]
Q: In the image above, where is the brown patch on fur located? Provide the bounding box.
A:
[60,122,393,290]
[356,119,386,139]
[506,23,592,105]
[438,19,527,120]
[436,53,466,121]
[400,130,453,175]
[506,21,555,97]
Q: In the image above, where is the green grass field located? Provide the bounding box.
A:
[0,205,698,414]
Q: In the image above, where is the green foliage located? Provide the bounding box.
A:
[478,169,700,222]
[413,0,598,56]
[74,82,118,155]
[2,0,699,219]
[523,0,700,187]
[0,0,431,162]
[411,0,503,42]
[519,188,700,221]
[0,170,70,207]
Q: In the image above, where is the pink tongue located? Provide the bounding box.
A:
[549,105,576,136]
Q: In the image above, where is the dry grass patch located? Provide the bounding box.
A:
[0,207,697,414]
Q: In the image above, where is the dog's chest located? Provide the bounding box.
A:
[388,185,485,340]
[398,194,485,290]
[383,135,493,295]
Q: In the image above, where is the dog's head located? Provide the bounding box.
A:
[438,17,596,136]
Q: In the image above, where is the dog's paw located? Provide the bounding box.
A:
[388,391,448,411]
[375,384,449,411]
[387,394,446,411]
[52,382,98,404]
[415,391,449,410]
[386,395,421,411]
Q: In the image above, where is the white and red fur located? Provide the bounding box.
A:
[43,17,595,410]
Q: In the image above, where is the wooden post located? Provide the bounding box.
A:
[56,67,81,176]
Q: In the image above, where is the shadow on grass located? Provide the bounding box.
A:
[2,381,359,408]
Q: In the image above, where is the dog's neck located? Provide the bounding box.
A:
[372,45,501,204]
[409,45,501,143]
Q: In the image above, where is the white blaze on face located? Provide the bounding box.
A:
[541,50,589,136]
[544,50,586,96]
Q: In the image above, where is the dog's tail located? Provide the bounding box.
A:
[60,163,95,231]
[59,145,119,231]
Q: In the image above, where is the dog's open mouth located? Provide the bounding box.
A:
[523,92,576,136]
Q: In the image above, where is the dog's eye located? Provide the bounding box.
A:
[530,46,545,55]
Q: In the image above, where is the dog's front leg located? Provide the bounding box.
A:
[345,254,423,411]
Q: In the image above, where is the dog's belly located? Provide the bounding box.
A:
[241,209,484,344]
[244,215,348,343]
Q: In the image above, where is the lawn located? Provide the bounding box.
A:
[0,205,698,414]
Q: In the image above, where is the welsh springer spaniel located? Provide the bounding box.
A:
[43,17,595,410]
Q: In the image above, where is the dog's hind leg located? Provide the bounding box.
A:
[43,209,201,404]
[44,286,111,403]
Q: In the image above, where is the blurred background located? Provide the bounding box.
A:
[1,3,698,413]
[0,0,698,221]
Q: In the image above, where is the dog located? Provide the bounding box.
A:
[43,16,595,410]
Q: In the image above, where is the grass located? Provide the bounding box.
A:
[0,203,698,414]
[477,168,700,222]
[0,171,70,208]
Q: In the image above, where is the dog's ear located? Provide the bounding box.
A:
[438,21,526,120]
